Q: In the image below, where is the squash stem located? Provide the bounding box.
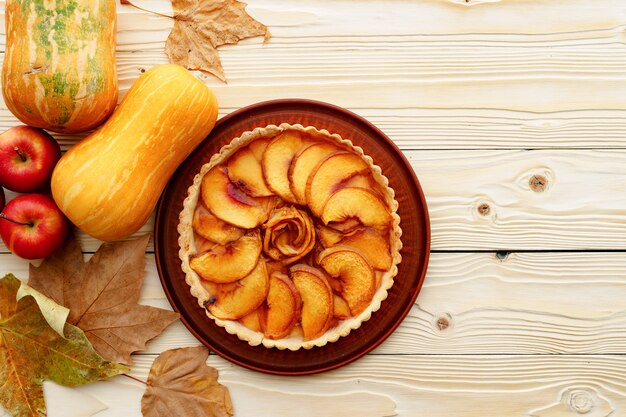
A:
[13,147,27,162]
[0,213,34,227]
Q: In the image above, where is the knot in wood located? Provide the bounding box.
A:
[529,174,547,192]
[477,203,490,216]
[432,313,454,333]
[495,251,509,262]
[436,317,449,330]
[568,389,593,414]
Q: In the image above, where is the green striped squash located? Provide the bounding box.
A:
[2,0,117,133]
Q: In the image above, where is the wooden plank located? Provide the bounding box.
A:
[99,0,626,113]
[63,354,626,417]
[6,44,626,149]
[5,252,626,355]
[0,0,625,416]
[2,149,624,252]
[6,104,626,150]
[4,106,626,150]
[110,0,626,42]
[2,2,626,148]
[2,2,626,114]
[109,44,626,113]
[412,149,626,250]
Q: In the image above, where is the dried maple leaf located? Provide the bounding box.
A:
[142,346,234,417]
[26,232,83,308]
[121,0,270,81]
[28,233,180,365]
[0,274,128,417]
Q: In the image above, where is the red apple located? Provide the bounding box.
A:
[0,125,62,193]
[0,193,69,259]
[0,188,4,211]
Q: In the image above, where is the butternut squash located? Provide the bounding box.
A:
[2,0,118,133]
[51,64,219,241]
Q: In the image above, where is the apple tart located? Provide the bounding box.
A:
[178,123,402,350]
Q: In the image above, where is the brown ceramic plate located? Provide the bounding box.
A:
[154,99,430,375]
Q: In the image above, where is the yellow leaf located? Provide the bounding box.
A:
[16,279,69,337]
[0,274,128,417]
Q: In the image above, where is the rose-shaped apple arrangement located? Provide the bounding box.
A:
[0,125,68,259]
[262,206,315,264]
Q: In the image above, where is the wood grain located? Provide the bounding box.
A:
[2,149,625,253]
[1,0,626,416]
[66,354,626,417]
[7,105,626,150]
[6,102,626,150]
[412,149,626,250]
[1,2,626,146]
[5,252,626,356]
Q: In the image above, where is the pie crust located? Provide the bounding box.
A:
[178,123,402,350]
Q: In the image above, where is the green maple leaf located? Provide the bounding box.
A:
[0,274,128,417]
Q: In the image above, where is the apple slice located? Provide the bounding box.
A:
[375,270,384,290]
[288,142,339,204]
[239,306,266,333]
[204,258,269,320]
[317,247,375,316]
[193,202,245,245]
[317,224,345,248]
[317,225,392,270]
[333,295,351,320]
[342,173,375,190]
[290,264,334,340]
[227,144,274,197]
[189,230,262,283]
[201,165,274,229]
[265,272,302,339]
[321,187,392,229]
[200,279,238,295]
[262,130,307,203]
[194,234,217,254]
[249,137,270,160]
[265,259,287,277]
[326,275,343,294]
[337,227,393,271]
[305,151,369,216]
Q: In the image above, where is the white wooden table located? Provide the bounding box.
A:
[3,1,626,416]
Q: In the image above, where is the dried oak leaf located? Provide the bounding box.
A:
[0,274,128,417]
[28,233,180,365]
[142,346,234,417]
[121,0,270,82]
